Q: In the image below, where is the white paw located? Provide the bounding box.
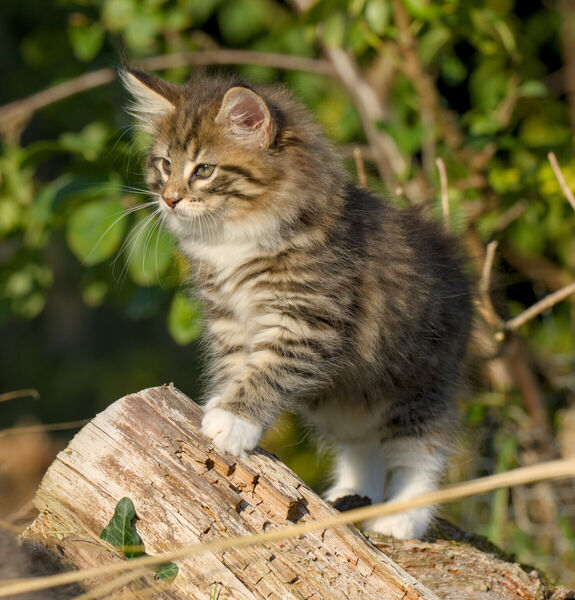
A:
[201,408,262,457]
[364,507,433,540]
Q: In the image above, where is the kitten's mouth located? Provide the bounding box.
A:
[172,198,206,214]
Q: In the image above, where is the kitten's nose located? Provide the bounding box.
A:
[162,193,182,209]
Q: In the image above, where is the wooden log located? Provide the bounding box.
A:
[17,385,575,599]
[23,385,438,599]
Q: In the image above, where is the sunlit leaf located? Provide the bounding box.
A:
[59,122,109,161]
[69,21,105,61]
[168,291,203,345]
[365,0,389,36]
[126,218,175,286]
[67,198,127,266]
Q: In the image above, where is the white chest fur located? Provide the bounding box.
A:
[181,238,264,326]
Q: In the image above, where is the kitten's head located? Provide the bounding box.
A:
[121,68,343,245]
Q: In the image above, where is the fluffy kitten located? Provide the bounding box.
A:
[122,68,472,539]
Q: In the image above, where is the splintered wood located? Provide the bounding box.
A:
[24,386,437,599]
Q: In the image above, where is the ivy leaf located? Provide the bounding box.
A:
[100,497,145,558]
[155,561,180,583]
[101,497,179,581]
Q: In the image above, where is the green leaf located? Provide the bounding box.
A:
[168,292,203,345]
[69,21,105,62]
[218,0,265,45]
[67,198,127,266]
[365,0,389,36]
[322,10,347,47]
[101,497,145,558]
[59,122,109,161]
[155,561,179,583]
[126,218,175,286]
[101,498,178,581]
[519,80,547,98]
[102,0,137,31]
[125,13,163,52]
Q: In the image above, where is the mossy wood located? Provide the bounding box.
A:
[23,386,574,599]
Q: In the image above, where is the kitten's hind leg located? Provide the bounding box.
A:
[364,437,446,540]
[324,441,385,505]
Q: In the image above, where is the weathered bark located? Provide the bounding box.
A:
[20,386,575,599]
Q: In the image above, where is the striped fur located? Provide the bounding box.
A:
[123,70,473,538]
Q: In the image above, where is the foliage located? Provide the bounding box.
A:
[1,0,574,584]
[101,496,179,582]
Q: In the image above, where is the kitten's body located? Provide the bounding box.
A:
[123,70,472,538]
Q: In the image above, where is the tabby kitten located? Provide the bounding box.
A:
[122,68,472,539]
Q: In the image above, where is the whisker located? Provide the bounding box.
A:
[142,210,163,280]
[112,209,160,283]
[84,201,159,265]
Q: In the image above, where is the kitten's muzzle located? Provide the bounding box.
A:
[162,193,182,209]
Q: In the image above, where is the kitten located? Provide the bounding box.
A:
[122,68,472,539]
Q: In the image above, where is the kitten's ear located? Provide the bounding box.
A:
[120,68,178,130]
[216,87,274,149]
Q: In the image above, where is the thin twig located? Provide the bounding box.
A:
[353,147,368,189]
[0,419,90,438]
[0,389,40,403]
[505,281,575,332]
[2,457,575,598]
[435,158,450,229]
[0,50,335,127]
[492,199,528,235]
[476,240,505,335]
[480,241,499,298]
[548,151,575,211]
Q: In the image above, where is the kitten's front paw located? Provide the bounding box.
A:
[201,408,262,458]
[364,507,433,540]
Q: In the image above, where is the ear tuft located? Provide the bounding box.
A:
[216,87,273,149]
[120,68,178,131]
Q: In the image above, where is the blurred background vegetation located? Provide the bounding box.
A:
[1,0,575,586]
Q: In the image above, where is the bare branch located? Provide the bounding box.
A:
[322,45,406,187]
[548,151,575,211]
[505,281,575,332]
[0,389,40,403]
[0,419,90,438]
[435,157,450,229]
[0,50,335,128]
[353,147,368,189]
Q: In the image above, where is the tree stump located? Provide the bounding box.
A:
[19,385,575,599]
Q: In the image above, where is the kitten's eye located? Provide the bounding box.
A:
[161,158,172,175]
[194,164,215,178]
